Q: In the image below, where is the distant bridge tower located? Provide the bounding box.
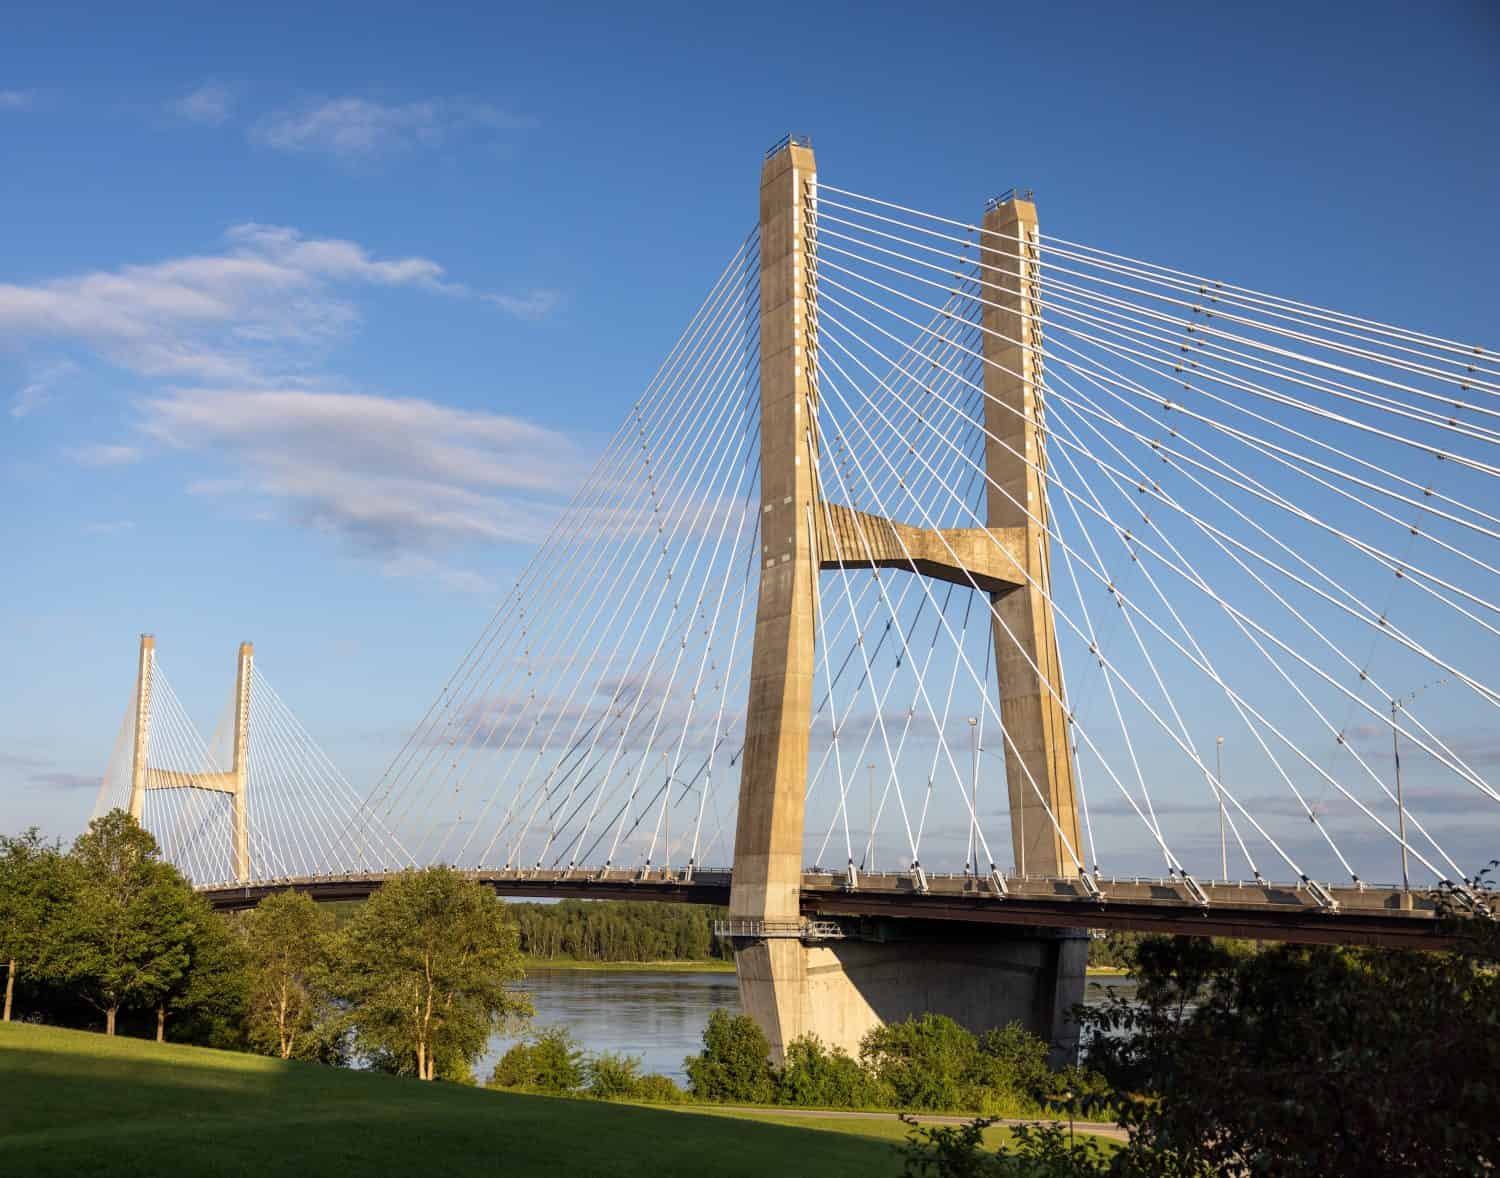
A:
[729,138,1087,1063]
[128,634,253,884]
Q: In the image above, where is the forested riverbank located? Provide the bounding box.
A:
[509,899,734,965]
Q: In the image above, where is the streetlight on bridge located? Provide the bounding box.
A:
[966,716,979,876]
[1215,736,1227,881]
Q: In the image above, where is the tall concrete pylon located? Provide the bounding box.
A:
[729,139,1086,1063]
[980,195,1084,880]
[127,634,253,884]
[728,137,823,1048]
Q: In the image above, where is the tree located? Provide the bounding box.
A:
[331,867,530,1081]
[58,811,196,1035]
[1080,886,1500,1176]
[0,828,68,1021]
[157,898,249,1046]
[244,890,337,1060]
[684,1009,776,1102]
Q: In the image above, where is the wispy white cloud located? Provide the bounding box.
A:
[251,96,533,161]
[4,224,564,589]
[484,290,563,320]
[0,222,555,390]
[137,387,583,554]
[9,358,79,418]
[0,90,36,111]
[168,83,235,126]
[380,553,496,595]
[66,442,142,467]
[82,520,136,535]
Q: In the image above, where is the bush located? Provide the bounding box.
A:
[488,1026,585,1094]
[632,1073,686,1104]
[585,1050,644,1099]
[897,1116,1114,1177]
[777,1034,889,1108]
[860,1014,980,1111]
[684,1010,776,1103]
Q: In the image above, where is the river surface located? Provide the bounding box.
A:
[482,968,1139,1083]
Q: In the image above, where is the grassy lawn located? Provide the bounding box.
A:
[675,1106,1021,1147]
[0,1023,903,1177]
[677,1105,1121,1150]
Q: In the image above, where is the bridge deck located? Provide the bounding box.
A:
[198,868,1456,949]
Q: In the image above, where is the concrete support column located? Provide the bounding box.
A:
[729,138,820,1055]
[128,634,154,823]
[980,196,1083,879]
[231,642,253,884]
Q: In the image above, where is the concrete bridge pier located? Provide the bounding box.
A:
[734,926,1088,1065]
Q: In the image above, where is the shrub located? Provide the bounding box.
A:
[684,1009,776,1103]
[585,1050,644,1099]
[632,1073,686,1104]
[860,1014,980,1111]
[777,1034,889,1108]
[488,1026,585,1094]
[969,1023,1051,1114]
[897,1116,1113,1177]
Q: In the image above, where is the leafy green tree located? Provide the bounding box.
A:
[0,828,68,1021]
[1081,884,1500,1176]
[488,1026,585,1094]
[57,811,196,1035]
[684,1009,776,1102]
[157,898,249,1046]
[584,1050,643,1099]
[777,1034,888,1108]
[331,867,530,1081]
[860,1014,981,1111]
[244,890,338,1060]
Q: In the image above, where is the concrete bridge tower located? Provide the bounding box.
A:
[128,634,253,884]
[729,138,1087,1063]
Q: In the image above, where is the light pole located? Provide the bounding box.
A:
[1390,678,1444,892]
[966,717,978,874]
[1215,736,1227,880]
[867,762,876,874]
[1390,700,1408,891]
[662,751,671,874]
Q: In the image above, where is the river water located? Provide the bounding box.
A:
[482,968,1138,1083]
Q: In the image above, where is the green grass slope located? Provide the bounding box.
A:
[0,1023,904,1177]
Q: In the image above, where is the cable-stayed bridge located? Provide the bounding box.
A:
[97,136,1498,1060]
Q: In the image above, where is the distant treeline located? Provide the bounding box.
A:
[510,900,733,963]
[509,900,1142,968]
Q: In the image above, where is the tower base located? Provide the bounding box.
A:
[733,923,1088,1066]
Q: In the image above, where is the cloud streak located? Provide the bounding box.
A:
[251,97,534,161]
[2,222,564,586]
[66,442,142,468]
[0,221,556,387]
[169,83,234,126]
[138,387,583,554]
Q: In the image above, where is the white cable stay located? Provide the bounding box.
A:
[816,300,1482,890]
[816,183,1500,385]
[815,271,1500,713]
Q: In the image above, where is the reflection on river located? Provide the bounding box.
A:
[482,968,1139,1083]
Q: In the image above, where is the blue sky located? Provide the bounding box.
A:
[2,1,1497,873]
